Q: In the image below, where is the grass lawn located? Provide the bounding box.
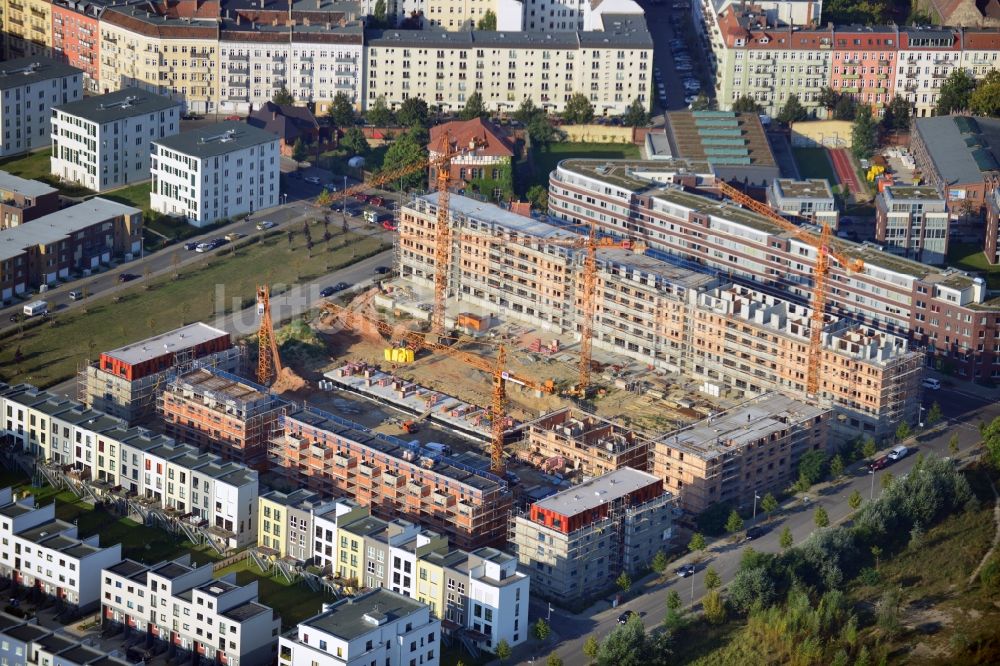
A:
[0,150,94,198]
[528,142,640,190]
[947,241,1000,289]
[0,230,390,387]
[213,560,330,630]
[317,145,389,177]
[101,182,152,212]
[792,148,837,183]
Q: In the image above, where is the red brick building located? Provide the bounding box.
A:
[0,172,59,229]
[428,118,515,195]
[51,0,104,93]
[98,322,231,382]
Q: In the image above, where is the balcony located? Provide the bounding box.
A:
[9,16,24,25]
[31,7,45,18]
[9,2,24,10]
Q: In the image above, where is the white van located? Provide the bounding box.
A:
[921,378,941,390]
[888,445,909,461]
[23,300,48,317]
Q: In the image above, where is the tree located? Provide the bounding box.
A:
[526,184,548,211]
[776,94,807,123]
[616,571,632,594]
[851,104,878,161]
[833,95,857,121]
[326,92,356,128]
[880,471,895,490]
[814,505,830,528]
[690,93,712,111]
[372,0,387,25]
[798,449,828,486]
[381,131,427,190]
[731,95,763,113]
[895,420,912,442]
[547,655,563,666]
[533,618,551,641]
[937,69,976,115]
[459,92,487,121]
[272,85,294,105]
[688,532,707,557]
[476,9,497,30]
[871,544,883,570]
[397,97,429,129]
[595,614,648,666]
[704,566,721,590]
[848,489,863,511]
[291,138,307,163]
[876,588,902,639]
[926,401,942,426]
[527,114,559,146]
[702,590,726,625]
[563,93,594,125]
[982,416,1000,471]
[829,454,844,479]
[341,126,370,156]
[883,96,912,132]
[495,639,512,662]
[818,86,841,112]
[515,97,543,125]
[779,525,793,550]
[583,635,600,662]
[862,436,877,460]
[664,589,685,630]
[366,95,395,127]
[622,98,650,127]
[970,70,1000,117]
[949,432,960,457]
[725,509,744,536]
[760,492,778,519]
[650,550,668,575]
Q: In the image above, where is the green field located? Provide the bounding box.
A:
[0,150,93,197]
[101,181,152,212]
[213,559,332,630]
[528,142,640,189]
[792,148,837,183]
[947,241,1000,289]
[0,229,390,387]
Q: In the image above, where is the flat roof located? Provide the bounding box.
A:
[171,367,272,406]
[533,467,660,517]
[0,57,81,91]
[103,322,229,366]
[106,559,149,579]
[2,622,50,643]
[260,488,320,508]
[153,121,278,159]
[301,589,425,640]
[596,247,717,290]
[658,394,828,462]
[914,115,1000,185]
[151,561,193,580]
[557,157,715,191]
[18,519,74,544]
[0,171,58,198]
[882,185,944,201]
[35,632,76,653]
[419,192,578,242]
[774,179,834,200]
[54,87,180,124]
[666,110,776,168]
[0,198,140,263]
[222,601,271,622]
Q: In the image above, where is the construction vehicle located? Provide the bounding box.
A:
[322,301,555,475]
[256,284,306,393]
[401,420,419,434]
[716,182,864,396]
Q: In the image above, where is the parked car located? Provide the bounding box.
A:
[744,525,768,541]
[618,610,638,625]
[194,242,214,253]
[225,232,244,241]
[184,241,199,251]
[319,286,336,297]
[304,176,322,185]
[921,378,941,390]
[888,445,909,461]
[355,193,370,203]
[256,220,276,230]
[869,455,890,471]
[331,281,350,293]
[373,266,390,275]
[68,290,84,301]
[369,196,385,207]
[675,564,697,577]
[118,272,139,282]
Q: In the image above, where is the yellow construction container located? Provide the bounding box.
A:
[384,347,415,363]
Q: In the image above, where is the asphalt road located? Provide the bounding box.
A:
[521,380,999,664]
[645,1,703,111]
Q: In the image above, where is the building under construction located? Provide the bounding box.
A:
[159,367,288,469]
[81,322,243,424]
[268,405,513,550]
[509,467,674,602]
[518,408,652,478]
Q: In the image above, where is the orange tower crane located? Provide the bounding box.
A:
[716,182,864,395]
[322,302,554,475]
[256,284,282,385]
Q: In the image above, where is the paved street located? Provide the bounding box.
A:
[514,378,998,664]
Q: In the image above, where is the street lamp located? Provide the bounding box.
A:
[690,568,696,602]
[281,193,288,206]
[752,492,761,522]
[868,467,875,500]
[918,405,925,428]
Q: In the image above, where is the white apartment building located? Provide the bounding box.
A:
[896,27,963,118]
[278,589,440,666]
[151,121,279,227]
[875,185,950,265]
[364,14,653,115]
[102,556,280,666]
[768,179,839,228]
[521,0,643,32]
[463,548,528,649]
[0,487,122,610]
[50,87,181,192]
[0,57,83,158]
[0,382,260,549]
[218,23,365,116]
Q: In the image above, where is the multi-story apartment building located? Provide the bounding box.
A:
[0,198,142,301]
[0,487,122,610]
[519,408,650,477]
[830,26,898,114]
[0,0,53,59]
[257,489,335,562]
[102,556,281,666]
[364,14,653,116]
[151,121,280,226]
[218,19,365,116]
[960,29,1000,80]
[0,171,59,229]
[510,468,672,602]
[83,321,234,422]
[160,368,288,468]
[875,185,950,265]
[548,159,1000,381]
[652,393,830,513]
[0,57,83,158]
[99,5,219,113]
[278,589,440,666]
[768,178,839,229]
[986,188,1000,265]
[395,190,923,437]
[268,405,512,549]
[51,0,106,93]
[51,87,182,192]
[896,26,963,118]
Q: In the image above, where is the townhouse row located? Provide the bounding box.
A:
[0,382,260,549]
[693,0,1000,118]
[1,0,653,121]
[256,490,529,653]
[546,158,1000,381]
[395,190,925,439]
